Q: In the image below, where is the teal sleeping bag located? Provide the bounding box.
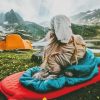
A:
[19,49,100,92]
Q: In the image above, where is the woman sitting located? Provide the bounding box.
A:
[32,15,86,79]
[20,15,99,92]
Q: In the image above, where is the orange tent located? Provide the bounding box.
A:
[0,34,32,50]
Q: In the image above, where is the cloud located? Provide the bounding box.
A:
[0,0,38,21]
[0,0,100,23]
[71,0,100,15]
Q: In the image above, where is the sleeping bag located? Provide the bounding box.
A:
[19,49,100,92]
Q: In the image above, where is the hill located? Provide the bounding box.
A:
[5,9,24,24]
[0,9,100,41]
[0,9,24,25]
[15,21,47,41]
[0,9,47,41]
[71,9,100,25]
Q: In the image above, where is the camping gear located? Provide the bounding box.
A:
[20,49,100,90]
[0,34,32,50]
[0,67,100,100]
[20,49,100,92]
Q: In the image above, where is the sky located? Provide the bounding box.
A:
[0,0,100,23]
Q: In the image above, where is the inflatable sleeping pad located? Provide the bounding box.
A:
[0,67,100,100]
[0,49,100,100]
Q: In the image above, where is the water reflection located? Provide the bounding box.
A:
[86,40,100,48]
[86,40,100,53]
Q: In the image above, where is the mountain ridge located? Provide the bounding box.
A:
[71,9,100,25]
[0,9,47,41]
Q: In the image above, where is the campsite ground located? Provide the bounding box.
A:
[0,50,100,100]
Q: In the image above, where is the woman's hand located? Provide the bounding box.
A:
[32,70,49,80]
[51,52,59,56]
[64,72,73,77]
[32,72,43,79]
[46,74,57,79]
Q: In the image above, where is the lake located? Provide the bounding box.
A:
[86,40,100,49]
[85,39,100,53]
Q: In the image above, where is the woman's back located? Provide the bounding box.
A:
[43,34,86,73]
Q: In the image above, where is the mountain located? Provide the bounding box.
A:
[71,9,100,25]
[5,9,24,24]
[40,21,50,27]
[0,9,48,41]
[0,9,24,25]
[15,21,48,41]
[71,24,100,38]
[0,13,5,25]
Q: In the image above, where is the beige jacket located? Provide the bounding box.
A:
[41,34,86,74]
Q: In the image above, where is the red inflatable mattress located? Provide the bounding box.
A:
[0,67,100,100]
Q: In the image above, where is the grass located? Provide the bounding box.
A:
[0,50,100,100]
[0,50,36,80]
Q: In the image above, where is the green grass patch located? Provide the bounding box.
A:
[0,50,37,80]
[0,51,100,80]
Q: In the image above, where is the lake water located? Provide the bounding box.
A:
[86,40,100,49]
[85,40,100,53]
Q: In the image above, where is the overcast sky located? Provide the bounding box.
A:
[0,0,100,23]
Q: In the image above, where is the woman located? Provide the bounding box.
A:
[20,15,99,92]
[32,15,86,79]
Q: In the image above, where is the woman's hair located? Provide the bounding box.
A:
[49,15,73,43]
